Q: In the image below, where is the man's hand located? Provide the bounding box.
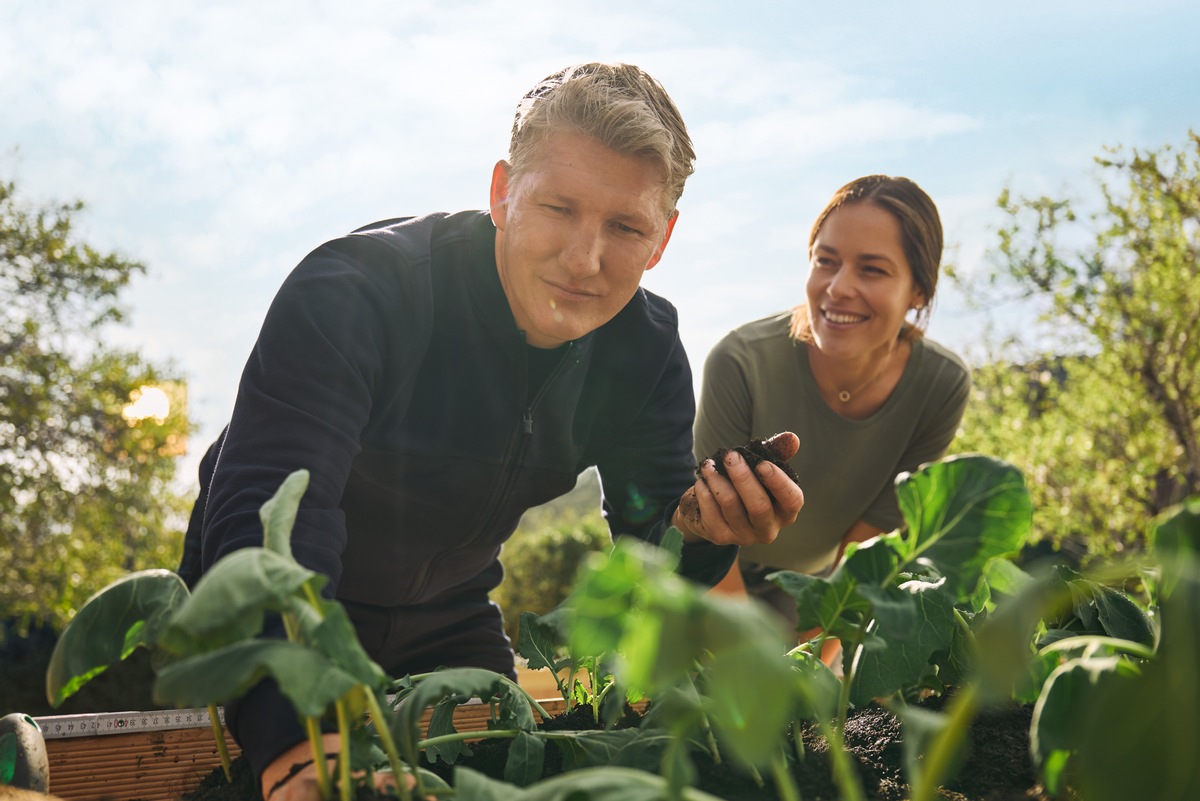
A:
[673,431,803,547]
[262,733,426,801]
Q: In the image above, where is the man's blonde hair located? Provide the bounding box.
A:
[508,63,696,217]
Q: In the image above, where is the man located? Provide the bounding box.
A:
[183,62,803,800]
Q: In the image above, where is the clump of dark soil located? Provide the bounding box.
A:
[702,437,801,485]
[680,436,802,530]
[183,698,1053,801]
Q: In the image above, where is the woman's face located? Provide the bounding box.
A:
[805,202,924,362]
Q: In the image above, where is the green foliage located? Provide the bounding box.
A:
[494,496,609,642]
[0,177,192,635]
[951,132,1200,557]
[772,455,1032,707]
[1012,499,1200,800]
[45,470,404,801]
[44,569,189,706]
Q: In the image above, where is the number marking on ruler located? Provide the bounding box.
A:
[34,707,227,739]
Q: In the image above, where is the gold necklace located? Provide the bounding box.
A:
[834,351,895,403]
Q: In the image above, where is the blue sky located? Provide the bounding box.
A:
[3,0,1198,480]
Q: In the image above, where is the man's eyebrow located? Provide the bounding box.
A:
[612,210,656,229]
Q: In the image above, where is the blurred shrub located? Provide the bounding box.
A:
[495,470,609,642]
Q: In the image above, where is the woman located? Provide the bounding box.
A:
[694,175,971,629]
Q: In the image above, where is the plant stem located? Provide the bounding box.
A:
[790,719,805,764]
[835,615,872,731]
[364,689,412,801]
[565,665,580,711]
[910,684,980,801]
[817,717,866,801]
[335,701,352,801]
[304,716,334,800]
[418,729,521,749]
[686,664,722,765]
[770,751,801,801]
[207,704,233,782]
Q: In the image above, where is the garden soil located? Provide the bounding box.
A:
[181,697,1053,801]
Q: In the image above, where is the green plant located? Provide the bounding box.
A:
[1020,497,1199,800]
[45,470,411,801]
[770,455,1032,713]
[495,515,608,642]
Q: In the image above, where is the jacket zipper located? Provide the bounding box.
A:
[402,340,575,603]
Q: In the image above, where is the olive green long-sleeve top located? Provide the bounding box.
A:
[695,311,971,573]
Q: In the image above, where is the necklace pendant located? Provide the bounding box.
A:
[837,390,851,403]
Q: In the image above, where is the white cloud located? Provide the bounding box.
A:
[4,0,1198,479]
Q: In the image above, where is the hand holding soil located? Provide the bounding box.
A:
[675,431,803,547]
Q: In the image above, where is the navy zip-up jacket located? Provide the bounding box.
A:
[184,210,735,777]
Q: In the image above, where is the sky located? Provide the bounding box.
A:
[3,0,1198,482]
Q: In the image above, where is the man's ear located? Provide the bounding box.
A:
[644,210,679,272]
[489,161,512,231]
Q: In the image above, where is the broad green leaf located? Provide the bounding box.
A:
[568,538,678,660]
[1150,496,1200,594]
[571,539,803,769]
[152,639,359,716]
[503,731,545,787]
[984,557,1033,597]
[1092,585,1155,647]
[555,729,666,773]
[46,569,189,707]
[310,600,389,690]
[786,650,842,723]
[1074,563,1200,801]
[517,610,571,678]
[1031,654,1140,760]
[695,603,798,768]
[423,697,473,765]
[842,536,903,586]
[158,548,324,654]
[260,469,310,558]
[392,668,537,766]
[769,568,869,638]
[895,455,1032,602]
[851,579,958,705]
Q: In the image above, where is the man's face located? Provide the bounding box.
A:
[489,132,678,349]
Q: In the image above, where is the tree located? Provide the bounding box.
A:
[0,177,192,635]
[951,133,1199,557]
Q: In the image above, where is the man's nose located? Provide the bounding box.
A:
[561,224,602,277]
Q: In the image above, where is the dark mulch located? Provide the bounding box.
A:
[184,697,1053,801]
[703,437,802,485]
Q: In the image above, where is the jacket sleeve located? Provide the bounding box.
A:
[594,322,737,587]
[198,235,429,588]
[196,234,431,782]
